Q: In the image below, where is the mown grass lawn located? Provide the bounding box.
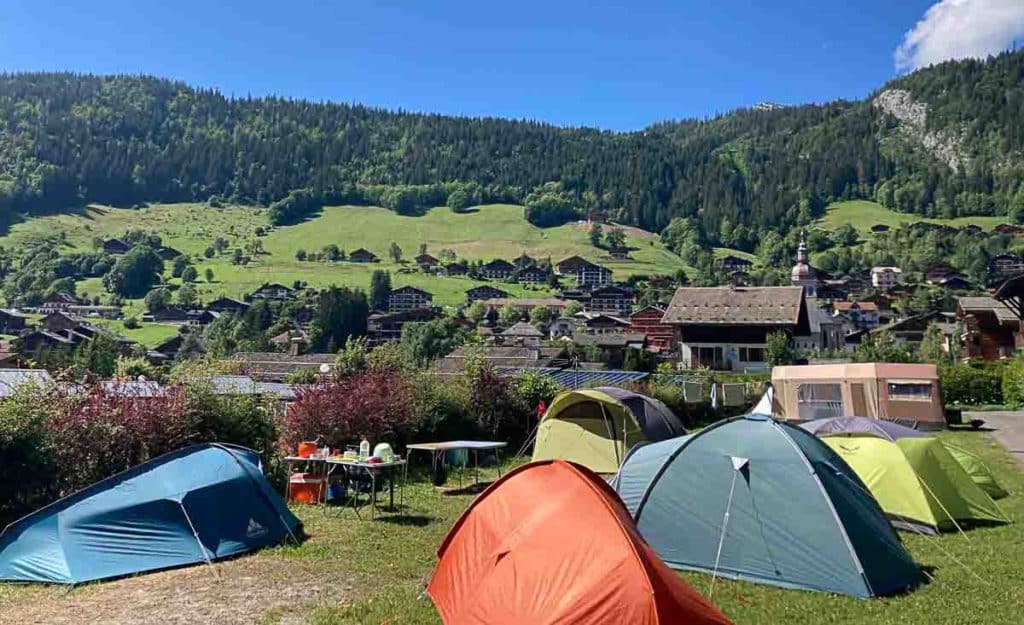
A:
[818,200,1007,235]
[0,203,692,308]
[270,428,1022,625]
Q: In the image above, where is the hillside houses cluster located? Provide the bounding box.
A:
[9,226,1024,379]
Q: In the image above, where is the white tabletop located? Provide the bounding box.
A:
[406,441,507,452]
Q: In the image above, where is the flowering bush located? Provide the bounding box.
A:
[282,369,414,451]
[47,384,195,493]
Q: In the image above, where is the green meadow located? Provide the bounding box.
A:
[819,200,1007,235]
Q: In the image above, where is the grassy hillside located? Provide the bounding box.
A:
[818,200,1007,235]
[0,203,689,308]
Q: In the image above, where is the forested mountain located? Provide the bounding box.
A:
[0,50,1022,240]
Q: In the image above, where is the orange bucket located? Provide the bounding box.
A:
[288,473,326,503]
[297,441,318,458]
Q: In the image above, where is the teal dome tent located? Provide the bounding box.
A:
[0,443,301,584]
[615,414,923,598]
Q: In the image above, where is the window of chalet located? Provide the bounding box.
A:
[739,347,765,362]
[796,383,844,421]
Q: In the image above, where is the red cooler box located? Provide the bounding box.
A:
[288,472,326,503]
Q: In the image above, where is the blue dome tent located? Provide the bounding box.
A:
[0,443,301,584]
[615,414,923,598]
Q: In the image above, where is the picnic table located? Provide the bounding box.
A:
[404,440,507,489]
[282,455,407,520]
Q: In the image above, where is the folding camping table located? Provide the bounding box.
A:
[404,441,507,490]
[325,458,407,520]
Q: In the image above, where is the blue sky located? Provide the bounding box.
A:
[0,0,1010,129]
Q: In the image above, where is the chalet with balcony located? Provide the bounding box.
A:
[957,296,1021,360]
[0,309,29,335]
[586,285,633,316]
[415,253,439,268]
[661,286,809,372]
[989,252,1024,282]
[388,285,433,312]
[517,266,549,284]
[481,259,515,281]
[250,283,295,301]
[367,308,434,345]
[466,285,509,304]
[444,262,468,276]
[39,291,82,312]
[719,255,753,272]
[207,296,251,314]
[556,256,612,288]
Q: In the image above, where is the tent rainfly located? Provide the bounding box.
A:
[809,434,1008,534]
[0,444,301,584]
[770,363,946,430]
[428,460,733,625]
[532,387,686,473]
[615,414,923,598]
[801,416,1008,500]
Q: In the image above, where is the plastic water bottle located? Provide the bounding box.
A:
[359,436,370,461]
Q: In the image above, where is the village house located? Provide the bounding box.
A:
[433,344,569,375]
[957,296,1020,360]
[415,253,439,268]
[629,305,675,353]
[556,256,612,288]
[994,223,1024,236]
[661,285,809,372]
[989,252,1024,282]
[792,300,853,353]
[832,301,881,330]
[102,238,131,254]
[574,312,632,334]
[499,321,545,347]
[207,296,251,314]
[925,263,958,285]
[466,285,509,304]
[186,309,220,327]
[66,305,122,319]
[367,308,434,345]
[934,274,974,291]
[719,255,753,273]
[0,369,54,397]
[388,285,433,312]
[156,246,182,261]
[572,332,647,366]
[348,248,379,263]
[878,311,956,352]
[483,297,570,317]
[444,262,468,276]
[147,306,190,323]
[870,266,903,291]
[513,253,536,270]
[38,291,82,312]
[481,259,515,281]
[585,285,633,316]
[517,266,549,284]
[151,334,187,362]
[548,316,579,339]
[250,283,295,301]
[0,309,30,335]
[727,270,752,286]
[232,351,336,382]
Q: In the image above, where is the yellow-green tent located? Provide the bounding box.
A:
[822,436,1009,534]
[944,442,1010,500]
[531,387,686,474]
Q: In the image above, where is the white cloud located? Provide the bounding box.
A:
[895,0,1024,73]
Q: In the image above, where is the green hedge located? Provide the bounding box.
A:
[940,362,1004,407]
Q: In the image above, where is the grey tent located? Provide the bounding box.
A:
[615,414,923,598]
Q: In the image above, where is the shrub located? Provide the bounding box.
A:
[0,385,61,525]
[469,366,530,443]
[1002,357,1024,408]
[283,369,414,451]
[941,363,1003,406]
[123,315,140,329]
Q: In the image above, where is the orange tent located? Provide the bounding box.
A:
[427,460,732,625]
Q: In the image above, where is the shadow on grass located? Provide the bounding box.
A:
[378,514,434,527]
[439,482,493,497]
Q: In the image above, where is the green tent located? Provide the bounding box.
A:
[822,436,1009,534]
[615,414,923,598]
[944,443,1009,500]
[532,387,686,474]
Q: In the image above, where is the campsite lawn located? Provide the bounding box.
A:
[1,428,1020,624]
[286,428,1024,625]
[0,203,691,307]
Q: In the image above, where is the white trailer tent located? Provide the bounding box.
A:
[770,363,945,430]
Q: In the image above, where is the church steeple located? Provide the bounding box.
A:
[791,232,818,297]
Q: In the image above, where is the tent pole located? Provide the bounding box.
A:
[708,469,740,599]
[902,517,986,584]
[599,403,620,467]
[179,501,220,581]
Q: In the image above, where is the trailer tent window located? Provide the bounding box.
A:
[796,383,844,420]
[887,382,933,400]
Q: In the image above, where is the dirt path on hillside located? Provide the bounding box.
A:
[965,410,1024,465]
[0,555,358,625]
